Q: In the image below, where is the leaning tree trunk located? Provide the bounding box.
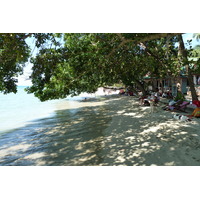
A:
[160,79,164,93]
[178,35,198,101]
[134,79,147,96]
[129,85,139,97]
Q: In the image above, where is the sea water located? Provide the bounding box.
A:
[0,87,115,165]
[0,86,104,134]
[0,86,62,133]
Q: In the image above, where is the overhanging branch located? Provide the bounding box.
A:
[107,33,182,59]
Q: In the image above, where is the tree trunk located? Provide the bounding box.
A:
[160,79,164,93]
[134,79,147,96]
[130,86,139,97]
[178,35,198,101]
[152,80,156,91]
[187,67,198,100]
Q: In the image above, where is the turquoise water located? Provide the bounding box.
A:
[0,86,100,134]
[0,87,114,166]
[0,86,64,133]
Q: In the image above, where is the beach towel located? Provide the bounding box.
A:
[192,107,200,118]
[173,114,191,122]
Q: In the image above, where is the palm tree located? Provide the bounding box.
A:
[193,33,200,41]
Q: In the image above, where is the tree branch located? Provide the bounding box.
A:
[106,33,182,59]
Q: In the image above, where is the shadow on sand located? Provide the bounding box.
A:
[0,96,200,166]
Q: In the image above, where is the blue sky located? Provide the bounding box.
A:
[182,33,199,48]
[17,33,200,86]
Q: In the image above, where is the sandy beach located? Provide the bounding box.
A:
[1,94,200,166]
[98,95,200,165]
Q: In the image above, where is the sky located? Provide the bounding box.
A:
[182,33,199,48]
[17,33,200,86]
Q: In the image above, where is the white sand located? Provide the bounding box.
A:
[1,94,200,166]
[93,95,200,166]
[54,94,200,166]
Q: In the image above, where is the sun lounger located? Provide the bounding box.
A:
[164,100,190,113]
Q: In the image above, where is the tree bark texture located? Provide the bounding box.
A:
[178,35,198,101]
[134,79,147,96]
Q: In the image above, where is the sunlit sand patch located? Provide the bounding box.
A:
[164,161,175,166]
[76,149,97,157]
[141,126,161,134]
[0,143,32,158]
[174,131,188,136]
[24,152,45,159]
[43,130,57,135]
[170,147,175,151]
[34,160,46,165]
[43,126,68,135]
[125,136,136,140]
[75,137,104,152]
[117,110,125,114]
[123,112,137,116]
[191,134,198,137]
[71,119,84,125]
[72,154,96,165]
[56,100,106,111]
[126,129,134,133]
[116,155,126,163]
[141,142,150,147]
[139,120,181,135]
[49,153,57,157]
[123,112,144,118]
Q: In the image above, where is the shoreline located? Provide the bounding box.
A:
[1,95,200,165]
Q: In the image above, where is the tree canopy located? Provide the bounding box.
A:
[0,34,30,93]
[0,33,199,101]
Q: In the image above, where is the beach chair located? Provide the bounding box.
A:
[165,101,190,113]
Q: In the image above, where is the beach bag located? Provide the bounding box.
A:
[192,108,200,118]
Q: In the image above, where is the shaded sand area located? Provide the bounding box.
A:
[1,95,200,166]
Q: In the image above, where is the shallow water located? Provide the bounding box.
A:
[0,98,113,166]
[0,86,63,133]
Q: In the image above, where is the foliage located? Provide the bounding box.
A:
[193,33,200,42]
[191,44,200,58]
[0,33,59,94]
[26,33,181,100]
[0,33,30,93]
[0,33,194,101]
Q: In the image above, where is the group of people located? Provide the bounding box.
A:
[119,88,135,96]
[139,89,160,106]
[119,86,200,119]
[161,90,173,99]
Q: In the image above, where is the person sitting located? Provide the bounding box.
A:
[162,92,168,98]
[119,89,125,95]
[139,92,159,107]
[128,91,134,96]
[163,99,183,111]
[166,89,173,99]
[139,95,148,106]
[174,89,185,102]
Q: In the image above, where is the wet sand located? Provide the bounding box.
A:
[1,95,200,166]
